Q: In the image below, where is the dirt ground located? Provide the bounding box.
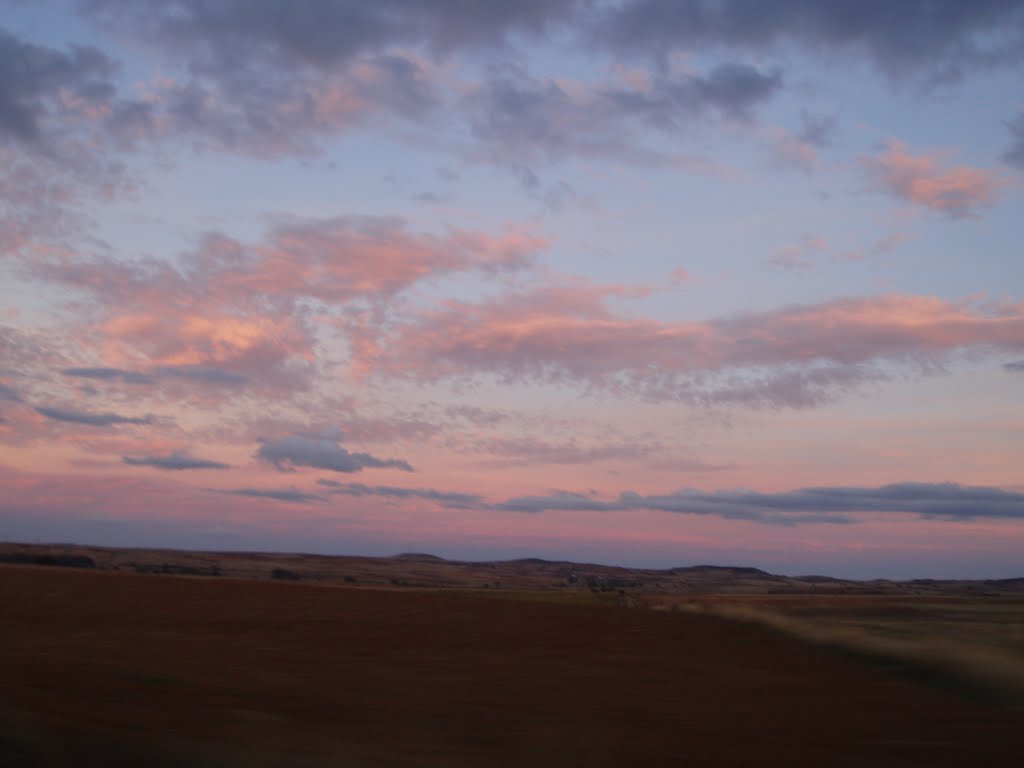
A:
[2,565,1022,766]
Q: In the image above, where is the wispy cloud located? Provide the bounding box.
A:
[317,479,483,508]
[468,60,780,167]
[462,435,668,467]
[796,111,837,148]
[85,1,581,68]
[123,452,230,471]
[592,1,1024,83]
[0,26,152,251]
[34,405,152,426]
[62,367,157,385]
[1004,111,1024,169]
[767,235,827,270]
[152,365,250,386]
[33,217,543,394]
[77,1,581,158]
[0,26,119,145]
[365,284,1024,408]
[63,365,249,390]
[221,486,323,503]
[0,380,20,401]
[496,482,1024,524]
[862,140,1008,218]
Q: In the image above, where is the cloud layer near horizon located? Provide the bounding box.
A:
[495,482,1024,524]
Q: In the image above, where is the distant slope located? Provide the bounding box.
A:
[1,540,1022,595]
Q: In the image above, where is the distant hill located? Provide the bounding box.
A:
[2,541,1021,596]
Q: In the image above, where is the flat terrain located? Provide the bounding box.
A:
[2,565,1022,766]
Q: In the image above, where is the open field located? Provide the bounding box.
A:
[647,593,1024,704]
[2,563,1023,767]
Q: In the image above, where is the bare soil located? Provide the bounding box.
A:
[2,564,1022,766]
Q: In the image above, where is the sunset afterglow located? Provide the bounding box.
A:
[2,1,1023,578]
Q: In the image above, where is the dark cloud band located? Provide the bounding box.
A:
[123,452,230,471]
[35,405,152,426]
[496,482,1024,523]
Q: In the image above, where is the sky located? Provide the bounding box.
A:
[1,1,1023,579]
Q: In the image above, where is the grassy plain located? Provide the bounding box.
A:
[648,593,1024,703]
[2,557,1023,767]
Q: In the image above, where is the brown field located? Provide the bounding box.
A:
[2,564,1023,767]
[645,593,1024,703]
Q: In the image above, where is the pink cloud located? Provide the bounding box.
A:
[462,434,663,467]
[70,435,187,458]
[99,310,313,390]
[767,128,820,172]
[36,217,540,307]
[767,235,827,270]
[668,267,692,285]
[365,285,1024,407]
[248,216,541,300]
[450,433,728,473]
[25,217,543,393]
[862,140,1009,218]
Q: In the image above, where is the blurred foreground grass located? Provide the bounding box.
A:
[649,594,1024,703]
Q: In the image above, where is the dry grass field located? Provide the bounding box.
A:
[646,593,1024,703]
[2,563,1023,767]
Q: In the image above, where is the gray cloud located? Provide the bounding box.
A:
[11,0,1021,172]
[470,60,780,165]
[593,0,1024,83]
[445,405,511,427]
[86,1,582,68]
[222,487,323,503]
[77,1,581,158]
[141,52,436,157]
[496,491,615,514]
[0,380,19,401]
[257,434,414,473]
[34,405,152,426]
[152,365,249,386]
[62,367,157,385]
[1004,360,1024,372]
[86,0,1024,88]
[0,26,118,143]
[602,62,781,126]
[123,452,231,471]
[0,26,147,255]
[469,65,613,162]
[796,111,837,148]
[63,365,248,387]
[466,435,667,467]
[317,479,483,509]
[1004,112,1024,169]
[314,413,441,445]
[495,482,1024,523]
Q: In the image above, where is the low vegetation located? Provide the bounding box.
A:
[648,595,1024,703]
[2,543,1023,765]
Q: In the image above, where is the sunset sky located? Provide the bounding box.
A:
[2,1,1023,578]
